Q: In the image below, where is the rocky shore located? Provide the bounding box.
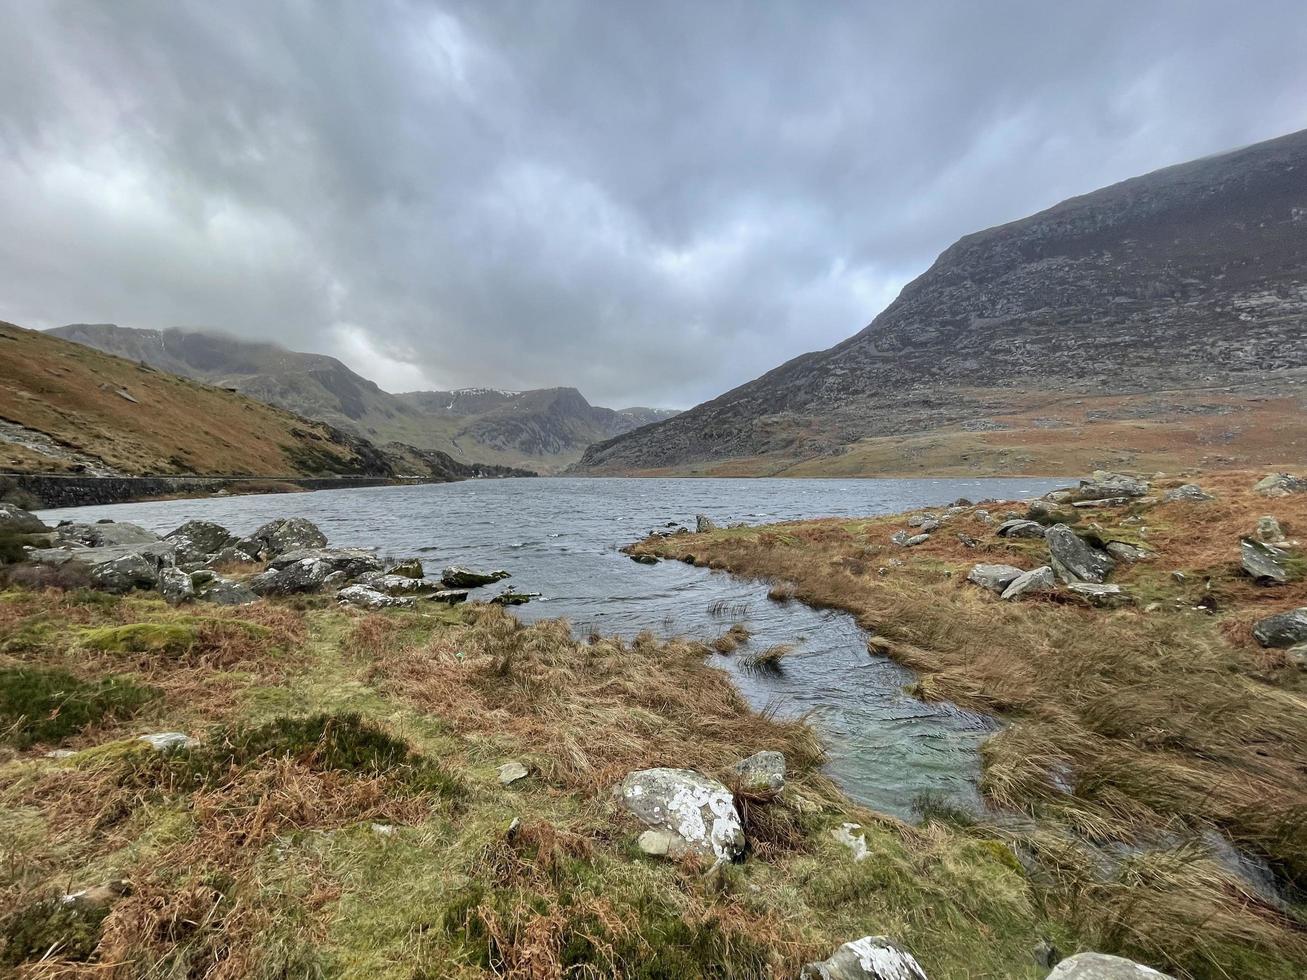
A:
[1,477,1303,976]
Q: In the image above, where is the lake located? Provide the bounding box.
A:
[40,475,1063,819]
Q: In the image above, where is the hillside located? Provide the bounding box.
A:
[0,321,392,479]
[575,128,1307,477]
[51,325,677,473]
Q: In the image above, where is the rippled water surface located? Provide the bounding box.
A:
[41,476,1062,818]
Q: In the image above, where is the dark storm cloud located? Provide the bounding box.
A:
[1,1,1305,406]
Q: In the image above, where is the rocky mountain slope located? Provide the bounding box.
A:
[51,325,676,473]
[576,128,1307,477]
[0,321,528,484]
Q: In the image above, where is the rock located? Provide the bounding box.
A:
[386,557,424,579]
[631,553,659,565]
[193,574,257,606]
[1001,566,1056,600]
[45,748,77,759]
[423,589,469,605]
[1254,473,1307,497]
[890,530,910,546]
[996,519,1046,539]
[1252,608,1307,648]
[1105,541,1152,562]
[1045,525,1115,584]
[139,732,198,752]
[904,533,931,547]
[966,563,1024,592]
[1045,952,1174,979]
[203,545,258,570]
[251,549,382,596]
[1286,644,1307,669]
[907,514,939,531]
[1164,484,1212,502]
[695,514,718,533]
[1032,939,1060,970]
[1027,500,1076,523]
[157,566,195,605]
[355,572,440,596]
[830,822,869,862]
[1067,583,1133,608]
[1074,471,1151,501]
[242,517,327,558]
[1254,516,1289,545]
[337,584,416,609]
[1240,539,1288,586]
[800,936,929,980]
[270,547,381,577]
[90,552,161,593]
[974,509,993,523]
[165,519,237,562]
[441,566,511,588]
[490,590,539,606]
[637,829,679,856]
[497,761,529,785]
[613,768,744,862]
[730,750,785,793]
[249,559,333,596]
[0,502,48,533]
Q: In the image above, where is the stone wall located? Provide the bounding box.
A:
[4,474,409,509]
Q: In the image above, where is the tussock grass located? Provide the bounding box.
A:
[741,643,796,673]
[710,623,751,654]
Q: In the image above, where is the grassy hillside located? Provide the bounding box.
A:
[0,322,390,478]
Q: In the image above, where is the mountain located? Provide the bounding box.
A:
[576,129,1307,477]
[49,325,677,473]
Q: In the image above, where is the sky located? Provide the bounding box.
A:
[1,2,1305,409]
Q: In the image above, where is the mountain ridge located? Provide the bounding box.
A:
[574,128,1307,476]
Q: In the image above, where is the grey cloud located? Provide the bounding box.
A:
[1,0,1305,406]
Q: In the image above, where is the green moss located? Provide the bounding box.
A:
[0,899,108,965]
[0,667,160,747]
[80,622,200,656]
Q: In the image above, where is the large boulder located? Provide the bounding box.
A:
[614,768,744,862]
[1001,566,1056,601]
[966,564,1024,593]
[1252,608,1307,648]
[441,566,511,589]
[387,557,424,579]
[269,548,381,578]
[354,572,440,596]
[0,502,48,534]
[337,584,416,609]
[1045,952,1174,979]
[165,520,237,563]
[1045,525,1115,584]
[800,937,929,980]
[191,572,257,606]
[157,566,195,605]
[1240,539,1288,586]
[251,548,383,596]
[89,553,161,593]
[996,519,1046,539]
[57,521,160,548]
[1073,471,1151,502]
[730,750,785,794]
[1254,473,1307,497]
[240,517,327,559]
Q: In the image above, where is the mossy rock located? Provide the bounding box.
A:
[0,667,160,748]
[79,622,200,656]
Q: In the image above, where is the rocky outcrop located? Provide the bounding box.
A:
[241,518,327,559]
[614,768,745,862]
[800,937,929,980]
[249,548,382,596]
[1045,952,1174,979]
[337,584,415,609]
[165,520,238,564]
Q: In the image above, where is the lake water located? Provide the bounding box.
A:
[40,476,1062,819]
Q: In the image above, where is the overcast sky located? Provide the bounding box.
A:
[2,2,1304,408]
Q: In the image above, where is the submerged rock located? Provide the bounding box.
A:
[630,553,659,565]
[800,936,929,980]
[1045,525,1115,584]
[1240,539,1288,586]
[1001,566,1055,601]
[441,566,511,588]
[1252,608,1307,648]
[966,563,1024,593]
[490,589,539,606]
[1045,952,1174,979]
[730,750,785,793]
[614,767,744,862]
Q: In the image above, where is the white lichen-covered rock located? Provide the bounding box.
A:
[830,822,869,862]
[139,732,198,753]
[800,936,929,979]
[614,767,744,862]
[1045,952,1174,979]
[730,749,785,793]
[157,565,195,605]
[337,584,415,609]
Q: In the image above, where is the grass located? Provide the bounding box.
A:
[0,666,159,748]
[1,495,1305,977]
